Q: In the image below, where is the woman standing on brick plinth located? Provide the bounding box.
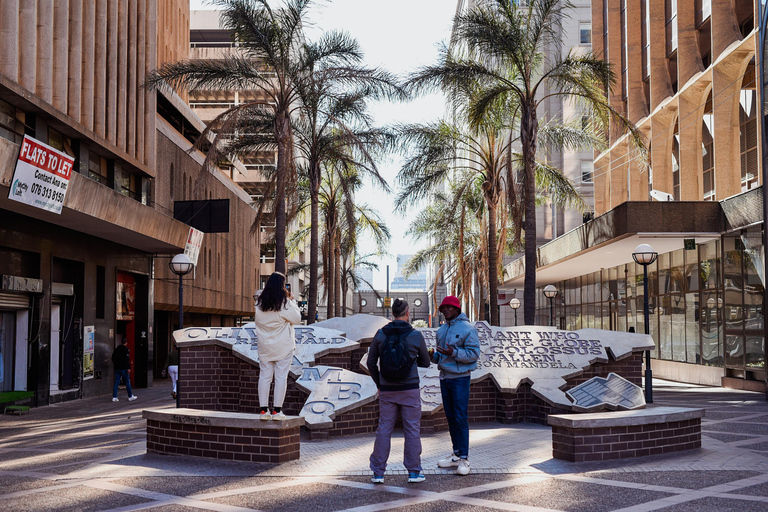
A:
[254,272,301,420]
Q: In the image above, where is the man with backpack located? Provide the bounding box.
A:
[433,295,480,475]
[367,298,431,484]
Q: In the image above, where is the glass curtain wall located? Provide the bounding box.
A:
[535,235,764,375]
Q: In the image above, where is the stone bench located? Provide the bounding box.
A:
[548,406,705,462]
[143,408,302,463]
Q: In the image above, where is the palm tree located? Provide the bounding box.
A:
[396,116,509,325]
[147,0,334,275]
[407,0,645,324]
[404,185,488,320]
[339,205,391,317]
[292,55,399,324]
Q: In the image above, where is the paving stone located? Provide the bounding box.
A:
[0,450,100,471]
[727,481,768,497]
[581,470,761,489]
[700,422,768,435]
[203,482,408,512]
[0,486,151,512]
[140,507,204,512]
[341,473,526,493]
[121,476,293,496]
[738,441,768,452]
[659,497,768,511]
[385,501,501,512]
[466,478,673,512]
[702,432,760,443]
[0,475,70,494]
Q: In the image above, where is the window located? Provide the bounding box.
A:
[672,119,681,200]
[119,171,141,201]
[360,299,367,307]
[414,298,423,307]
[621,0,627,101]
[666,0,678,55]
[641,0,650,79]
[581,160,593,183]
[740,64,758,192]
[47,128,75,158]
[702,95,714,200]
[579,22,591,45]
[88,151,109,186]
[0,99,32,144]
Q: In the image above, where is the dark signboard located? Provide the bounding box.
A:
[174,199,230,233]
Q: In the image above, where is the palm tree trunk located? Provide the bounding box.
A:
[521,103,538,325]
[341,271,348,317]
[308,166,320,324]
[488,200,499,326]
[326,230,335,319]
[334,241,341,318]
[273,110,292,275]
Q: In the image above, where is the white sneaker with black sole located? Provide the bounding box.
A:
[454,458,470,476]
[437,454,461,468]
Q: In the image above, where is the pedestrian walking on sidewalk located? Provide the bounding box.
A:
[253,272,301,420]
[368,298,431,484]
[432,295,479,475]
[162,343,180,400]
[111,338,137,402]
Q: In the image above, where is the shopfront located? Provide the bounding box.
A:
[504,193,765,390]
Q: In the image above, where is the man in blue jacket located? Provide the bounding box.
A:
[368,299,431,484]
[433,295,480,475]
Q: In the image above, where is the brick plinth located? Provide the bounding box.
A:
[143,408,301,463]
[549,407,704,462]
[179,343,648,438]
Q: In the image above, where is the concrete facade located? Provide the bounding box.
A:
[0,2,259,404]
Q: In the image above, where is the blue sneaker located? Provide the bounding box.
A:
[371,475,384,484]
[407,472,426,483]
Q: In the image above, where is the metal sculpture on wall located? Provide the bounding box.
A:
[566,373,646,412]
[173,315,654,427]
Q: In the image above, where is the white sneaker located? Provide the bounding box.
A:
[272,411,286,420]
[112,397,119,402]
[260,410,272,420]
[454,458,470,476]
[128,395,138,401]
[438,454,461,468]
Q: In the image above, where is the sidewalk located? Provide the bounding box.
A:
[1,380,767,511]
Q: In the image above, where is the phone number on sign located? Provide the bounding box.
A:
[30,183,65,203]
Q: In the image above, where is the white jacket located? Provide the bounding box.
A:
[253,299,302,362]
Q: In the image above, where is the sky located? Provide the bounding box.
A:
[189,0,457,290]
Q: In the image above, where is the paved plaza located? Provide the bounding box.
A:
[2,380,768,511]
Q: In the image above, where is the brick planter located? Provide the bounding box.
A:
[143,408,302,463]
[549,406,704,462]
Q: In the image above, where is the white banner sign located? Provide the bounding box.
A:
[8,135,74,214]
[184,227,204,266]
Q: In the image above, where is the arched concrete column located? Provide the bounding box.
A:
[648,0,674,110]
[678,80,711,200]
[713,45,754,199]
[711,0,743,61]
[677,0,705,87]
[649,102,679,198]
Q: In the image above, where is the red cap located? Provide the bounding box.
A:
[439,295,461,310]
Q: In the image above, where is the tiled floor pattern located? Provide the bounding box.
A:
[0,380,767,511]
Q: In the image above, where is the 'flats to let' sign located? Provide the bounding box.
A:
[8,135,74,214]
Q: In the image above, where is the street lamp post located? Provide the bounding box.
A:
[509,298,520,326]
[543,285,558,327]
[169,254,194,408]
[632,243,658,404]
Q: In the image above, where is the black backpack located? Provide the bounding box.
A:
[379,330,414,381]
